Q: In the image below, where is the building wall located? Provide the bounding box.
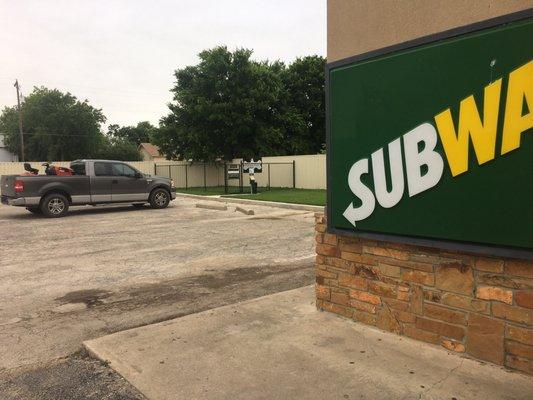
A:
[328,0,533,62]
[140,148,153,161]
[0,148,18,162]
[315,214,533,374]
[0,135,18,162]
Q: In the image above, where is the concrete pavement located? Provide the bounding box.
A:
[0,197,315,398]
[85,286,533,400]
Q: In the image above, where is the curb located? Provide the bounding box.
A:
[175,192,325,213]
[235,206,254,215]
[196,203,228,211]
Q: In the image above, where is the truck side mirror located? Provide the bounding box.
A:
[135,172,143,179]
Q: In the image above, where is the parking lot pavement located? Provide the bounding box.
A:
[0,197,315,398]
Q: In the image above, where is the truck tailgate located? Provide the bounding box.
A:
[1,175,16,197]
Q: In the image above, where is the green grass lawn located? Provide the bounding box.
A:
[174,187,229,196]
[228,188,326,206]
[174,186,326,206]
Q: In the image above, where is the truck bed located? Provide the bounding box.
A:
[1,174,91,199]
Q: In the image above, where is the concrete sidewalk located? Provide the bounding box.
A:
[84,286,533,400]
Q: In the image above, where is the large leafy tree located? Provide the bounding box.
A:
[96,137,142,161]
[155,47,285,161]
[107,121,156,146]
[0,87,106,161]
[279,56,326,154]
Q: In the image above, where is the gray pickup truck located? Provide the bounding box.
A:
[1,159,176,217]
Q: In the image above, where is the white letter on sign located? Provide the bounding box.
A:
[371,137,404,208]
[404,123,444,197]
[343,158,375,227]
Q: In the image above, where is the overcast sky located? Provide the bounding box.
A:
[0,0,326,129]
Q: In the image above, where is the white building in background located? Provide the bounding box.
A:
[0,134,18,162]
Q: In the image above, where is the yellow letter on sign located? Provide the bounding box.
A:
[501,60,533,155]
[435,79,502,177]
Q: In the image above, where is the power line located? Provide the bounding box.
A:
[47,80,165,96]
[2,77,166,97]
[7,132,106,137]
[3,102,167,110]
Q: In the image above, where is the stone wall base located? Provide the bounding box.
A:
[315,213,532,375]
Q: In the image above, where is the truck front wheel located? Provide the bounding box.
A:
[41,193,69,218]
[149,188,170,209]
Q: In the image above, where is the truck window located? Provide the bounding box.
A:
[94,162,113,176]
[111,163,137,177]
[70,163,86,175]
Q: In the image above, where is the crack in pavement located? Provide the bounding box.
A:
[418,358,465,399]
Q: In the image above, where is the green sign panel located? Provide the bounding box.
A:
[327,13,533,258]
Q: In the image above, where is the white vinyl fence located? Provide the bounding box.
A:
[155,162,226,188]
[0,154,326,190]
[0,161,157,178]
[154,154,326,189]
[263,154,326,189]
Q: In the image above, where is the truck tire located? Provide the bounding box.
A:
[41,193,69,218]
[149,188,170,209]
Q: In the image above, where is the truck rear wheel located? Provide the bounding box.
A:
[149,188,170,209]
[41,193,69,218]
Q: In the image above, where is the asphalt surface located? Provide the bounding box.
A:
[0,198,315,399]
[1,351,146,400]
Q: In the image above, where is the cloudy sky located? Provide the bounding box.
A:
[0,0,326,128]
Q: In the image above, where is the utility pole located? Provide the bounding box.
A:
[14,79,25,162]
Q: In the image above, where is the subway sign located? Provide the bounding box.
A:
[326,13,533,258]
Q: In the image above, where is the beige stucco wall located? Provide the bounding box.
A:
[328,0,533,62]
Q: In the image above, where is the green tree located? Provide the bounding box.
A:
[279,56,326,154]
[0,87,105,161]
[96,137,142,161]
[107,121,156,146]
[155,46,285,161]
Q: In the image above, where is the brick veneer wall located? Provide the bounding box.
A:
[315,213,533,375]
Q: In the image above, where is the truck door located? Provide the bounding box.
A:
[109,162,149,202]
[91,162,113,202]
